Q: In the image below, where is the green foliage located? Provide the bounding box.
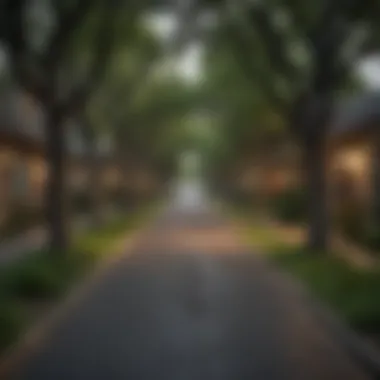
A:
[106,188,130,209]
[344,223,380,253]
[203,25,291,181]
[0,211,145,353]
[2,256,69,299]
[71,191,92,213]
[362,225,380,252]
[1,205,44,238]
[66,0,142,74]
[271,187,306,223]
[338,203,364,244]
[270,248,380,329]
[337,204,380,252]
[0,300,25,350]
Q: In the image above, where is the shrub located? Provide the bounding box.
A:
[1,204,43,238]
[337,204,380,252]
[271,187,307,223]
[71,191,92,213]
[219,186,255,209]
[0,212,141,353]
[0,300,25,350]
[337,204,364,242]
[269,249,380,328]
[3,256,69,299]
[107,188,138,210]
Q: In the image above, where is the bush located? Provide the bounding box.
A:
[338,204,363,241]
[363,226,380,251]
[338,205,380,252]
[0,208,144,353]
[3,256,71,299]
[269,249,380,329]
[0,300,25,350]
[271,187,306,223]
[107,188,138,210]
[1,204,43,238]
[71,192,92,213]
[232,190,253,207]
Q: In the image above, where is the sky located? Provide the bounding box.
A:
[356,55,380,89]
[145,12,204,84]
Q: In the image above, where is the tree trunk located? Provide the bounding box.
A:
[45,109,69,254]
[371,132,380,227]
[82,119,106,228]
[89,149,106,228]
[304,139,329,252]
[121,154,136,211]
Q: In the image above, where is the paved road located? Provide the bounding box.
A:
[5,207,374,379]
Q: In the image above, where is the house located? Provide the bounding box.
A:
[0,85,46,225]
[0,84,121,232]
[231,90,380,211]
[327,90,380,210]
[231,142,301,201]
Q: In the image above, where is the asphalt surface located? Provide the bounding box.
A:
[5,207,374,380]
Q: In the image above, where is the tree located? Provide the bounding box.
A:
[78,20,161,222]
[216,0,375,251]
[200,23,289,200]
[0,0,134,253]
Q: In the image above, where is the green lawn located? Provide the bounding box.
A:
[0,210,150,352]
[234,204,380,333]
[262,244,380,332]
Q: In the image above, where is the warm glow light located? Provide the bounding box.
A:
[340,150,367,174]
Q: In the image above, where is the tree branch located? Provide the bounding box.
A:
[63,0,120,114]
[225,18,289,116]
[246,2,298,81]
[44,0,95,71]
[0,0,47,98]
[308,0,358,93]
